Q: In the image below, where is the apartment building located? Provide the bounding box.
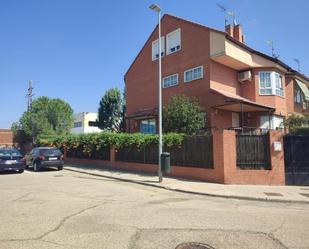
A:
[125,14,309,133]
[71,112,102,134]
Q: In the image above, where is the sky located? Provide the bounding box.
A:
[1,0,309,128]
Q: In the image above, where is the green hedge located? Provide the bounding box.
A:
[37,132,185,158]
[291,127,309,135]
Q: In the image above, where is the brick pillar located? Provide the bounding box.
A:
[221,130,237,184]
[269,130,285,185]
[110,146,115,163]
[63,146,67,159]
[212,130,224,183]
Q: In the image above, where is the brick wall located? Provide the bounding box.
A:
[66,129,285,185]
[0,129,13,147]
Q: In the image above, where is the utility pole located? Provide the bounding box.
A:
[149,4,163,183]
[26,80,35,144]
[27,80,34,112]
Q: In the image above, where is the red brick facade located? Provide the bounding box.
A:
[125,14,309,132]
[0,129,13,148]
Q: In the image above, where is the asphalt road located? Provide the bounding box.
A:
[0,168,308,249]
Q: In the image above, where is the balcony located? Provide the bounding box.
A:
[209,31,286,71]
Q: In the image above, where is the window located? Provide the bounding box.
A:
[294,86,302,103]
[275,73,284,97]
[163,74,178,88]
[260,115,284,130]
[259,71,284,97]
[88,121,98,127]
[152,37,165,61]
[140,119,156,134]
[166,28,181,54]
[184,66,203,83]
[74,122,82,128]
[259,72,272,95]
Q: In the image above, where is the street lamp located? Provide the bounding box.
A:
[149,3,163,183]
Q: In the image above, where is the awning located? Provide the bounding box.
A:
[211,88,275,112]
[296,79,309,101]
[214,102,274,112]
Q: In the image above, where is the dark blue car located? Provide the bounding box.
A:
[0,148,25,173]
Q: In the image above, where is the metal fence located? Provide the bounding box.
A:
[236,133,270,169]
[284,135,309,185]
[284,135,309,172]
[115,135,213,168]
[67,146,110,161]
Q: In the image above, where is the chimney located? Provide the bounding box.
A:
[233,24,244,43]
[225,24,244,43]
[225,24,234,37]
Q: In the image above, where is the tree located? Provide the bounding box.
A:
[97,88,124,132]
[163,95,205,134]
[12,97,74,143]
[284,114,309,134]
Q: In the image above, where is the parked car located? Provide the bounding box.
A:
[0,148,25,173]
[25,147,64,171]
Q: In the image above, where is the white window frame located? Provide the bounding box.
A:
[294,86,302,103]
[259,71,272,95]
[259,71,285,97]
[162,73,179,88]
[152,37,165,61]
[275,73,284,97]
[184,66,204,83]
[260,115,284,130]
[166,28,181,55]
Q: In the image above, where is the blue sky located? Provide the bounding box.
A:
[0,0,308,128]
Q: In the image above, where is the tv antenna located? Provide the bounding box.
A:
[216,3,237,26]
[227,11,237,26]
[293,58,301,72]
[267,40,279,59]
[216,3,228,26]
[26,80,34,112]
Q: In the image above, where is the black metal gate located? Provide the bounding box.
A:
[236,133,270,169]
[284,135,309,185]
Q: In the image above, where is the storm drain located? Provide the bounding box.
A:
[175,242,215,249]
[264,192,283,197]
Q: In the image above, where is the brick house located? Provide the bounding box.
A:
[124,14,309,133]
[0,129,14,148]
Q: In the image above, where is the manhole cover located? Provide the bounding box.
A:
[175,242,215,249]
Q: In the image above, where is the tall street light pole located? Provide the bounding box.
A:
[149,4,163,183]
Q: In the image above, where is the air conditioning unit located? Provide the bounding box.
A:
[238,70,252,83]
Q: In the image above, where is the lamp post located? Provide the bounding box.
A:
[149,4,163,183]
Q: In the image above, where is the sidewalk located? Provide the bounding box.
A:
[64,163,309,204]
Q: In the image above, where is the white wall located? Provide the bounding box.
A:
[71,112,102,134]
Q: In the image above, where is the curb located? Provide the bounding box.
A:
[64,167,309,205]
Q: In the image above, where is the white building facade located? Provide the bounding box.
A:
[71,112,102,134]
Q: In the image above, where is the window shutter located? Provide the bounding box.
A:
[167,29,181,54]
